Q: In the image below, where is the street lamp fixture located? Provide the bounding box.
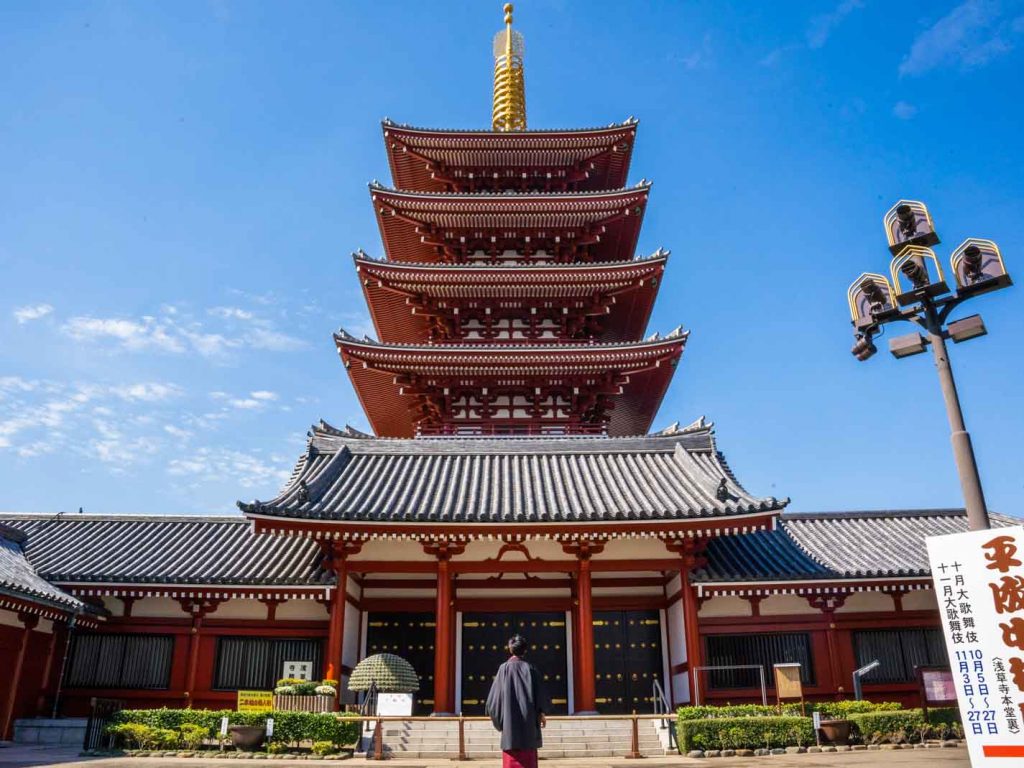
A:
[847,199,1013,531]
[888,332,927,359]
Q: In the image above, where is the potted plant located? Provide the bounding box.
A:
[818,719,853,746]
[228,725,266,751]
[273,677,337,712]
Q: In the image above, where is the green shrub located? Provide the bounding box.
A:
[311,741,336,756]
[676,700,901,722]
[266,743,289,754]
[677,716,814,752]
[848,709,962,744]
[112,709,360,748]
[153,728,179,749]
[107,723,158,749]
[178,724,210,750]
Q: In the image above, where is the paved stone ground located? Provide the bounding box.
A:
[0,744,972,768]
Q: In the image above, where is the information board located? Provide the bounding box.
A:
[926,525,1024,764]
[237,690,273,712]
[773,663,803,701]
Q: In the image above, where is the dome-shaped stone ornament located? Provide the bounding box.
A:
[347,653,420,693]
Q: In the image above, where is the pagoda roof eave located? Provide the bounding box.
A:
[333,329,687,354]
[334,332,687,438]
[354,252,668,345]
[369,180,651,200]
[370,183,651,264]
[381,120,639,193]
[381,117,640,136]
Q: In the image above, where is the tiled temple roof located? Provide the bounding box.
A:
[238,420,785,523]
[1,516,330,586]
[0,524,85,611]
[696,508,1021,583]
[0,508,1013,589]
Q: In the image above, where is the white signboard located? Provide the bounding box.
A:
[282,661,313,681]
[376,692,414,716]
[927,525,1024,764]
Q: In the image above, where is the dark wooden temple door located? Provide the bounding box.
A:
[593,610,664,713]
[459,612,568,715]
[365,612,436,715]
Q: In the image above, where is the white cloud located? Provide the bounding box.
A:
[247,327,307,352]
[168,447,290,489]
[807,0,864,49]
[164,424,192,440]
[900,1,1023,76]
[893,101,918,120]
[111,382,183,402]
[63,316,186,353]
[251,391,277,401]
[209,306,254,321]
[13,304,53,324]
[675,32,713,70]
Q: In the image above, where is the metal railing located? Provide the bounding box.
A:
[348,713,672,761]
[652,679,676,751]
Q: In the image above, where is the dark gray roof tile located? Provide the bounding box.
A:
[238,423,786,523]
[1,516,330,586]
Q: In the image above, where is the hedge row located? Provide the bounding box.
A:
[678,716,814,752]
[676,707,963,752]
[110,709,360,747]
[676,700,901,721]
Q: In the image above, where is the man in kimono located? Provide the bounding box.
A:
[485,634,547,768]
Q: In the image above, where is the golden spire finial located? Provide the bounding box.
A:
[492,3,526,131]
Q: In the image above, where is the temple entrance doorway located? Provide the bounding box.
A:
[459,611,569,715]
[365,612,436,715]
[593,609,664,714]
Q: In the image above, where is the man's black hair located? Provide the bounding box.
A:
[508,634,528,657]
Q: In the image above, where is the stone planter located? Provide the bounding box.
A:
[272,695,335,713]
[819,719,852,746]
[229,726,266,751]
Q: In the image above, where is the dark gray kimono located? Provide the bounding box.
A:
[485,656,546,751]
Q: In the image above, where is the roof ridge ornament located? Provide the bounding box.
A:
[492,3,526,132]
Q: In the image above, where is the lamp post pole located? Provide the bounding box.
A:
[921,302,989,530]
[847,200,1011,533]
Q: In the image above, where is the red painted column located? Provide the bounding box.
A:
[324,560,349,684]
[35,621,66,714]
[574,556,597,714]
[680,569,703,705]
[2,612,39,739]
[433,556,454,714]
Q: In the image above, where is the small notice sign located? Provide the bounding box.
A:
[237,690,273,712]
[773,663,803,700]
[927,525,1024,764]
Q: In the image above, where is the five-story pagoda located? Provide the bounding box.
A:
[241,5,785,716]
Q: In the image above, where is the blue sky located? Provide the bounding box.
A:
[1,0,1022,516]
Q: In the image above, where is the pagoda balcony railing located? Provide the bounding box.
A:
[415,422,608,438]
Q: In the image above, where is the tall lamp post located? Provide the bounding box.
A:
[847,200,1012,531]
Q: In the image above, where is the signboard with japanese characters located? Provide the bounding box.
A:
[927,525,1024,763]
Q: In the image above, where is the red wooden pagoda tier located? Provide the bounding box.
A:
[354,250,667,344]
[334,330,686,437]
[381,118,638,193]
[370,182,650,264]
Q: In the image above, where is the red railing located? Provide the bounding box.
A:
[416,423,608,438]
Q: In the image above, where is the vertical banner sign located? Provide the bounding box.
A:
[927,525,1024,763]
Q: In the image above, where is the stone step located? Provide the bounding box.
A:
[12,718,88,746]
[398,748,670,759]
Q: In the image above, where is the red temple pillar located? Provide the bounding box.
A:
[807,595,847,699]
[680,570,703,705]
[574,556,597,714]
[36,621,66,715]
[433,556,454,714]
[324,560,349,684]
[666,538,707,705]
[2,612,39,739]
[181,599,219,708]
